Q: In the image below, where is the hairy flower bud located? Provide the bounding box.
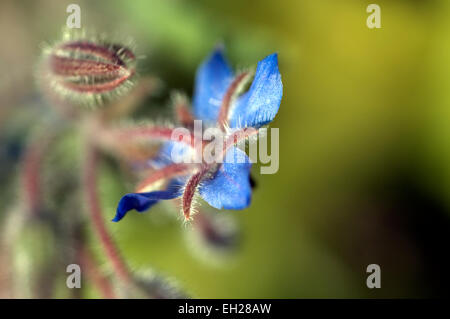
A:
[39,38,137,108]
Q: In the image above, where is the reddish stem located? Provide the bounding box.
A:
[83,143,132,284]
[22,137,52,215]
[217,72,250,130]
[78,246,116,299]
[111,126,195,147]
[175,99,194,127]
[182,168,208,220]
[214,127,258,163]
[135,163,193,193]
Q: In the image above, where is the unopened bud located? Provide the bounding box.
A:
[185,212,240,265]
[39,39,137,107]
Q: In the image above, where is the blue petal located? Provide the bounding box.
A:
[193,47,233,122]
[229,53,283,128]
[113,183,182,222]
[199,147,252,210]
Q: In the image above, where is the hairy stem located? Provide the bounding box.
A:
[82,142,132,284]
[214,127,258,163]
[108,126,195,147]
[182,168,207,220]
[135,163,193,193]
[22,132,56,216]
[173,94,194,127]
[22,142,44,215]
[78,245,116,299]
[217,72,250,130]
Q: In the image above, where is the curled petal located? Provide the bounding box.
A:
[113,185,181,222]
[199,147,252,210]
[193,47,233,122]
[229,53,283,128]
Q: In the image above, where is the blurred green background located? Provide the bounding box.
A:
[1,0,450,298]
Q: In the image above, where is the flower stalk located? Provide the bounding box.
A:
[82,141,132,284]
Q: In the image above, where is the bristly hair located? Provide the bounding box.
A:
[37,28,140,109]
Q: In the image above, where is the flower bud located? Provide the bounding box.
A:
[185,211,240,265]
[39,38,137,108]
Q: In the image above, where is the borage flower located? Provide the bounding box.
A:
[113,47,283,222]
